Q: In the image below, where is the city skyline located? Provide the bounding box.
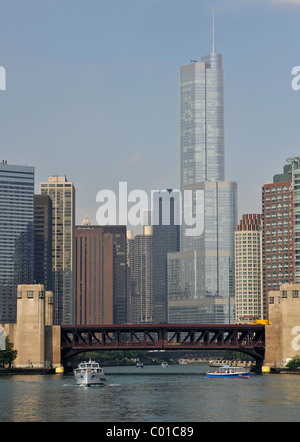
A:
[0,0,299,229]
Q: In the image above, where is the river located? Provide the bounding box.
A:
[0,363,300,422]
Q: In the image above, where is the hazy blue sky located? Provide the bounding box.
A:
[0,0,299,226]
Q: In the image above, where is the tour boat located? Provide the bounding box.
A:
[161,362,168,368]
[206,365,250,378]
[74,360,107,386]
[136,361,144,368]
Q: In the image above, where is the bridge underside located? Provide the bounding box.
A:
[61,324,265,364]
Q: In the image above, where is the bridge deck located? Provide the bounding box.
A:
[61,324,265,361]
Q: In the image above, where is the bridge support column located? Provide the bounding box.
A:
[264,284,300,369]
[4,284,61,369]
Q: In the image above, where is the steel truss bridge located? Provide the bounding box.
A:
[61,324,265,363]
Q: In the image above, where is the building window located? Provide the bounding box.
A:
[269,296,274,304]
[17,291,22,299]
[282,290,288,298]
[292,290,299,298]
[27,291,34,299]
[39,290,45,299]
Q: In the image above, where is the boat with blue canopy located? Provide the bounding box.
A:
[206,365,250,378]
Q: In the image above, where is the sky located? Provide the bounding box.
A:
[0,0,299,228]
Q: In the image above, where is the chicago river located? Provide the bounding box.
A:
[1,363,300,422]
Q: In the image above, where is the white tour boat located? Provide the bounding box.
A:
[206,365,250,378]
[74,360,107,386]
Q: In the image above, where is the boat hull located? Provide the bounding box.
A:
[206,372,249,378]
[74,371,107,386]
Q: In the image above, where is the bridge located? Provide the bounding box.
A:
[7,284,300,370]
[60,323,265,364]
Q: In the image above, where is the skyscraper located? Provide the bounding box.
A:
[262,162,294,318]
[180,18,224,187]
[40,176,75,325]
[132,226,153,324]
[235,214,263,323]
[102,225,127,324]
[152,194,180,323]
[127,192,180,324]
[75,221,114,325]
[0,161,34,323]
[287,157,300,284]
[168,11,238,324]
[75,220,127,325]
[34,194,53,291]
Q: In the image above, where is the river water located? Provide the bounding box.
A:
[0,363,300,422]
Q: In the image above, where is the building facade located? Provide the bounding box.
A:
[75,223,113,325]
[127,191,180,324]
[180,53,225,186]
[34,194,52,291]
[0,162,34,323]
[287,157,300,284]
[262,164,294,318]
[102,225,127,324]
[75,221,127,325]
[152,192,180,323]
[126,230,139,324]
[168,181,237,324]
[132,226,153,324]
[40,176,75,325]
[234,214,263,323]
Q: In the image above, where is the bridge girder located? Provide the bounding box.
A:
[60,324,265,364]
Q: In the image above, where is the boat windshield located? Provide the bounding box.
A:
[78,361,100,369]
[218,366,247,373]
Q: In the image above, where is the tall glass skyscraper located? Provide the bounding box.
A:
[168,13,238,324]
[180,53,225,186]
[0,162,35,323]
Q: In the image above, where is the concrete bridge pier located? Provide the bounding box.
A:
[264,284,300,369]
[4,284,61,369]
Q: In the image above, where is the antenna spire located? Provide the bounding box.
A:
[212,8,215,54]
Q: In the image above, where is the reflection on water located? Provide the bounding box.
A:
[1,365,300,422]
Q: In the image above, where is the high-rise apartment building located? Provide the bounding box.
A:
[75,221,114,325]
[40,176,75,325]
[34,195,52,291]
[75,219,127,325]
[234,214,263,323]
[102,225,127,324]
[168,13,237,324]
[0,162,35,323]
[126,230,139,323]
[287,157,300,284]
[262,163,294,318]
[132,226,153,324]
